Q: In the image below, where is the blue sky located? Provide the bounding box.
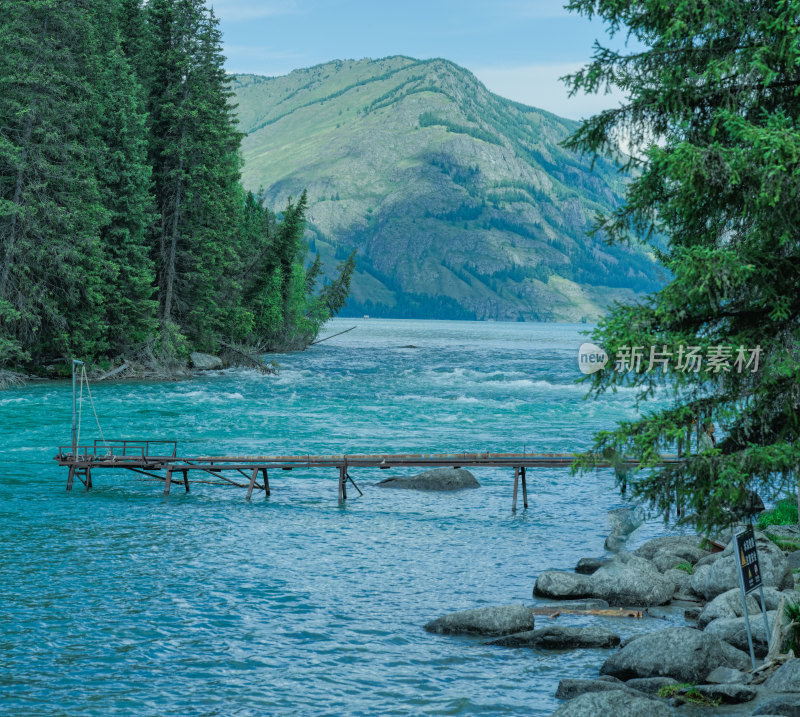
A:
[208,0,629,120]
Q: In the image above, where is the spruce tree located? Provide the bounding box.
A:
[567,1,800,530]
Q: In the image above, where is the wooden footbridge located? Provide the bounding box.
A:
[54,439,678,509]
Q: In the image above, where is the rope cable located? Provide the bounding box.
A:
[76,369,84,452]
[82,365,108,451]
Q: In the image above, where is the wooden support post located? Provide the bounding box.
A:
[247,466,258,500]
[338,465,346,502]
[512,466,519,512]
[261,468,270,496]
[67,465,75,492]
[183,470,190,493]
[521,466,528,509]
[85,467,92,491]
[164,467,172,496]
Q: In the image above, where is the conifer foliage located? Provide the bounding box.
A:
[0,0,353,372]
[567,1,800,530]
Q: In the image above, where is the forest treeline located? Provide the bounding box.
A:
[0,0,355,375]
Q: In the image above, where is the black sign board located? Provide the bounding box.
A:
[734,528,762,594]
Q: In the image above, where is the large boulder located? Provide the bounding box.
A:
[488,626,620,649]
[634,535,707,560]
[704,611,777,657]
[533,572,592,600]
[423,604,534,636]
[554,679,629,700]
[599,627,750,683]
[377,467,479,491]
[697,587,785,628]
[624,677,679,695]
[753,695,800,715]
[535,553,674,606]
[590,553,675,606]
[691,683,757,704]
[764,659,800,692]
[575,557,606,575]
[189,352,223,370]
[551,690,672,717]
[689,532,793,600]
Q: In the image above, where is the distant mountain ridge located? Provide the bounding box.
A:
[232,56,662,321]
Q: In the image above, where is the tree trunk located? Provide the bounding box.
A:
[161,122,185,324]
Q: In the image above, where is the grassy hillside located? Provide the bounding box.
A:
[232,56,662,321]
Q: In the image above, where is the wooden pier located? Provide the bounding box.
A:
[55,439,680,509]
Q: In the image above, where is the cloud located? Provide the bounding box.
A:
[205,0,298,22]
[472,62,626,120]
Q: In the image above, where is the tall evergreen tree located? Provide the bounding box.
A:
[567,0,800,530]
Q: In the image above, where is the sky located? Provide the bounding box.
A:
[208,0,630,120]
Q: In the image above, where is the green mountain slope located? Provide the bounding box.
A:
[232,56,662,321]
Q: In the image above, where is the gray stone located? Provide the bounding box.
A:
[624,677,678,695]
[691,683,757,703]
[554,679,628,701]
[766,525,800,540]
[697,586,783,628]
[589,552,675,606]
[634,535,706,561]
[599,626,751,683]
[488,625,620,649]
[605,507,645,552]
[704,610,777,657]
[765,659,800,692]
[663,567,691,593]
[575,557,605,575]
[788,551,800,570]
[684,606,702,620]
[538,599,610,611]
[534,572,592,600]
[651,547,709,572]
[377,467,479,491]
[706,665,749,684]
[423,603,534,636]
[694,551,724,569]
[689,532,793,600]
[189,352,223,370]
[551,690,672,717]
[753,695,800,715]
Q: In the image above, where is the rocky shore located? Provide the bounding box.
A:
[424,508,800,715]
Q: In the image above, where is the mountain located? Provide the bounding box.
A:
[231,56,662,321]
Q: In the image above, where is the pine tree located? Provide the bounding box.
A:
[567,0,800,530]
[0,0,111,365]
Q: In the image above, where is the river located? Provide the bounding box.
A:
[1,318,681,715]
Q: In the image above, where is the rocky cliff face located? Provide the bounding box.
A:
[233,56,663,321]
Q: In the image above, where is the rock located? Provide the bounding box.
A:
[789,551,800,570]
[706,665,750,684]
[554,679,628,700]
[694,551,724,569]
[534,572,591,600]
[604,507,645,552]
[488,626,620,649]
[599,627,750,683]
[589,552,675,606]
[189,352,223,370]
[691,683,757,704]
[766,525,800,541]
[575,557,606,575]
[377,467,479,491]
[684,607,702,621]
[704,610,777,657]
[663,568,691,593]
[697,587,785,628]
[634,535,706,561]
[423,604,534,636]
[624,677,678,695]
[765,659,800,692]
[689,532,793,600]
[652,547,708,572]
[551,690,672,717]
[536,554,675,607]
[753,695,800,715]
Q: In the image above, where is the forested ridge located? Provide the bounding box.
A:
[0,0,354,378]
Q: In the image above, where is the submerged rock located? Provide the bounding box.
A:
[377,467,479,491]
[488,626,620,649]
[423,604,534,636]
[554,678,629,701]
[189,352,223,370]
[551,690,671,717]
[599,626,750,683]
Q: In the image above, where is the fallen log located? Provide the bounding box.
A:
[531,607,643,619]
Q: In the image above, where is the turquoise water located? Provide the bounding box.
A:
[1,319,677,716]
